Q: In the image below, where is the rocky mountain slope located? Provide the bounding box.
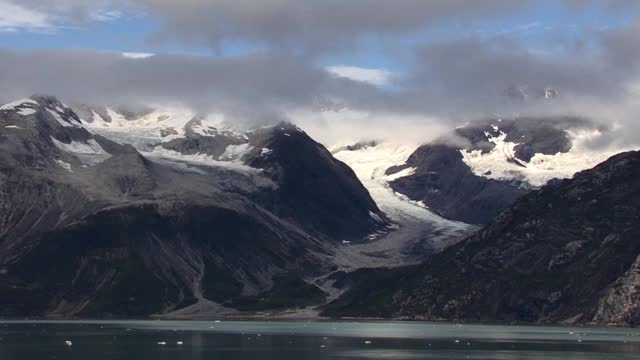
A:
[385,117,622,224]
[0,96,387,317]
[323,150,640,326]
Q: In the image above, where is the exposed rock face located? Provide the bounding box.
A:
[245,123,387,241]
[387,117,591,224]
[0,96,386,317]
[325,151,640,326]
[160,115,248,158]
[160,121,388,241]
[593,255,640,326]
[387,144,528,224]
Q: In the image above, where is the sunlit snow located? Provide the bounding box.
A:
[460,128,637,187]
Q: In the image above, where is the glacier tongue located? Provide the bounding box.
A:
[331,142,473,270]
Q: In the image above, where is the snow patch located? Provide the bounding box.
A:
[18,108,37,116]
[51,137,108,155]
[219,143,254,161]
[55,159,72,171]
[0,98,37,111]
[369,211,385,223]
[47,109,80,128]
[189,115,226,136]
[460,129,637,187]
[4,125,23,129]
[260,148,273,156]
[145,147,258,174]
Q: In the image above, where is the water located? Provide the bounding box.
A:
[0,320,639,359]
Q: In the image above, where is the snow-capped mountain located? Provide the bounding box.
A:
[0,95,389,318]
[2,95,637,321]
[379,117,637,224]
[324,150,640,326]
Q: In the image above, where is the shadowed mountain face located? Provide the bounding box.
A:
[386,144,528,225]
[386,117,592,224]
[324,151,640,326]
[244,123,387,242]
[0,96,386,317]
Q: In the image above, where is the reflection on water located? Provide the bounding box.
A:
[0,320,639,359]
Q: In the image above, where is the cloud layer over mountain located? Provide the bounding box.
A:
[1,0,640,146]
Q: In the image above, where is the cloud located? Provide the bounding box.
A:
[0,48,356,125]
[9,0,534,53]
[0,0,125,33]
[326,66,393,86]
[2,1,640,147]
[135,0,535,53]
[0,1,54,33]
[122,52,155,59]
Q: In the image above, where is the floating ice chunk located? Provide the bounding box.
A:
[64,340,73,346]
[157,341,167,345]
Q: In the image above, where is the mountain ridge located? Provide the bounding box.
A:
[323,150,640,326]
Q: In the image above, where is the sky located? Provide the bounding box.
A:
[1,0,640,145]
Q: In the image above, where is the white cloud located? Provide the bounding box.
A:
[0,1,53,32]
[326,66,394,86]
[122,52,155,59]
[90,9,123,22]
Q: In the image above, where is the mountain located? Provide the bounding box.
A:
[0,96,387,317]
[385,117,618,224]
[323,150,640,326]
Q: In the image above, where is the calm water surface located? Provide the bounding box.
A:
[0,320,639,359]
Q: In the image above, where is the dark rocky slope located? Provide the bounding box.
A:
[0,96,385,317]
[387,144,528,224]
[325,151,640,326]
[244,123,387,241]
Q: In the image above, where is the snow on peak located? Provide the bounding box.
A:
[0,98,38,111]
[18,108,37,116]
[460,128,637,187]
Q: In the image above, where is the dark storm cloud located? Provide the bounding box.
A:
[134,0,532,53]
[13,0,638,53]
[2,0,640,146]
[402,36,615,112]
[0,48,387,124]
